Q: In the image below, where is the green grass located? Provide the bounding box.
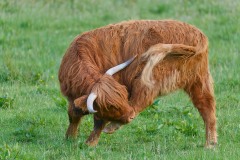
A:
[0,0,240,159]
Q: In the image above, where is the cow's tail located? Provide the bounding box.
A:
[140,43,199,88]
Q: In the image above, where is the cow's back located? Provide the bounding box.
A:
[59,20,208,99]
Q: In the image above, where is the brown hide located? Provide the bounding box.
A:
[59,20,208,116]
[59,20,216,147]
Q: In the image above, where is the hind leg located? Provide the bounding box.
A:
[66,101,87,139]
[185,76,217,148]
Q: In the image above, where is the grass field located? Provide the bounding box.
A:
[0,0,240,159]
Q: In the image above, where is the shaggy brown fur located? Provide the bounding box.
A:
[58,20,217,148]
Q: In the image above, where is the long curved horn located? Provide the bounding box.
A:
[87,92,97,113]
[105,55,137,76]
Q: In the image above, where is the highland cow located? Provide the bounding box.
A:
[58,20,217,148]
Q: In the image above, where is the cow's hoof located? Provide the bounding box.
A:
[65,132,78,140]
[85,139,99,147]
[204,142,217,149]
[103,122,122,134]
[65,135,77,140]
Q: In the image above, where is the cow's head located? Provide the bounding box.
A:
[74,56,136,124]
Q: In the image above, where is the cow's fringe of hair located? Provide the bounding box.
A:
[91,74,129,112]
[140,43,197,88]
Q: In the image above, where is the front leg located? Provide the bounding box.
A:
[85,115,107,146]
[66,101,87,139]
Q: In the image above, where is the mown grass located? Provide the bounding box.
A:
[0,0,240,159]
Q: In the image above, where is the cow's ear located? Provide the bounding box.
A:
[74,95,88,111]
